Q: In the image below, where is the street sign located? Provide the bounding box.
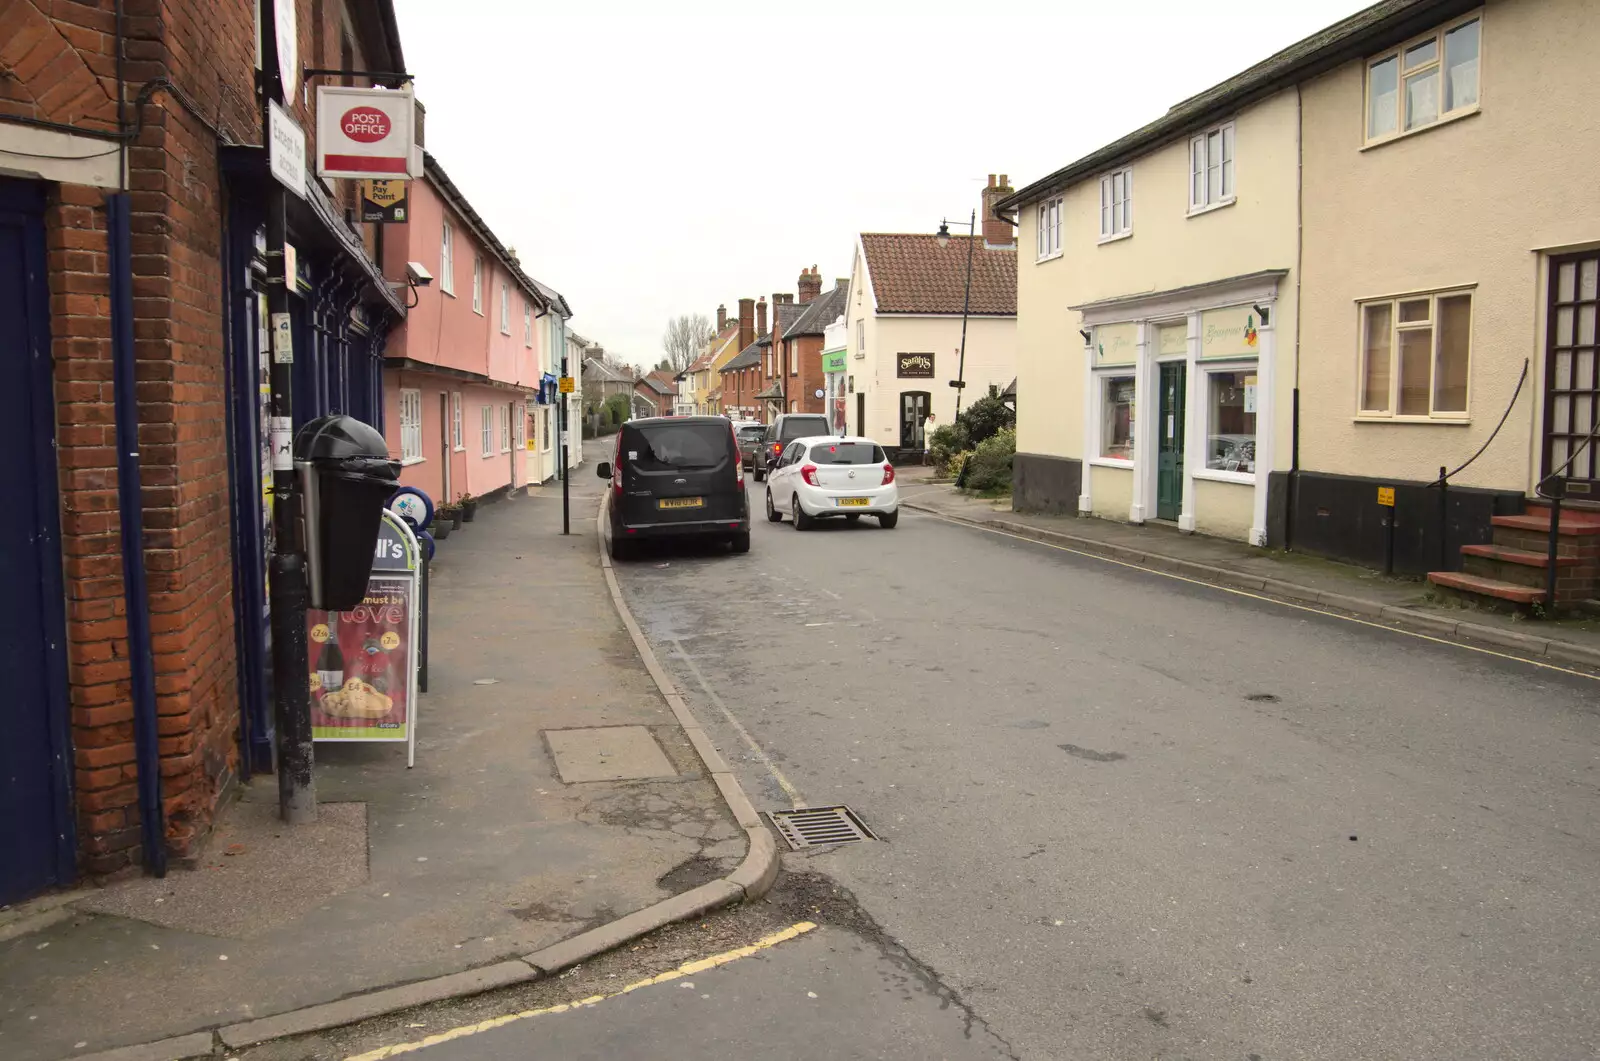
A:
[558,375,575,393]
[948,380,967,389]
[267,100,306,199]
[273,0,298,97]
[1377,486,1395,507]
[317,85,419,179]
[357,179,408,223]
[309,510,420,767]
[271,311,293,363]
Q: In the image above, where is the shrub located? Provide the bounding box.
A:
[928,423,970,475]
[962,427,1015,494]
[956,396,1015,447]
[602,393,631,427]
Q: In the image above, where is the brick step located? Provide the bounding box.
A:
[1525,497,1600,518]
[1459,544,1582,568]
[1426,570,1546,605]
[1490,514,1600,536]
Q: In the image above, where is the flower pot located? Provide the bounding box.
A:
[450,510,463,529]
[430,520,451,541]
[461,500,479,523]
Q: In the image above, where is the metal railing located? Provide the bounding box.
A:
[1425,358,1529,573]
[1535,386,1600,607]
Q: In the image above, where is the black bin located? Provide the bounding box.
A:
[294,415,402,611]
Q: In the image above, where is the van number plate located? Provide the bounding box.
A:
[658,497,704,509]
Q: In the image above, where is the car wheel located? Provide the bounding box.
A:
[878,509,899,529]
[753,467,765,482]
[844,513,860,523]
[765,488,782,523]
[609,536,634,562]
[730,531,751,554]
[792,494,815,531]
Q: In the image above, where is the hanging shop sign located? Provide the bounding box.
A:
[1201,306,1261,359]
[358,179,409,223]
[822,349,847,373]
[1156,322,1187,357]
[309,510,420,766]
[897,353,935,378]
[316,85,420,179]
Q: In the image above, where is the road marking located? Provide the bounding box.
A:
[922,512,1600,683]
[671,638,808,809]
[344,923,819,1061]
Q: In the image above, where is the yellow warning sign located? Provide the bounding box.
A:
[559,376,575,394]
[1377,486,1395,507]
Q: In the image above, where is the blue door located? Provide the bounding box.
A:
[0,179,76,903]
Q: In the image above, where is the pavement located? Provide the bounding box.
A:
[607,479,1600,1060]
[0,440,766,1061]
[893,468,1600,669]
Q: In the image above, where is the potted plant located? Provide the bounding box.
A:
[430,517,451,541]
[437,501,461,529]
[459,493,479,523]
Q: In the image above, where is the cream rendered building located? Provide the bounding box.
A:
[1006,0,1594,583]
[1004,82,1298,543]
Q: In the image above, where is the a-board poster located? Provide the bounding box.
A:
[308,510,420,765]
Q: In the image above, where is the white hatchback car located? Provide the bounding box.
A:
[764,435,899,529]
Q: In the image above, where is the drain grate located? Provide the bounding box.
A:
[768,806,876,851]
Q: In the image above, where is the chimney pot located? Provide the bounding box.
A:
[757,297,768,338]
[797,266,821,304]
[717,303,728,332]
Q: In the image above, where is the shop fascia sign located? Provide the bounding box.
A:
[316,85,421,180]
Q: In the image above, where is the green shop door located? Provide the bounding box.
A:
[1156,363,1186,521]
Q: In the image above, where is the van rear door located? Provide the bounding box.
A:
[619,421,740,526]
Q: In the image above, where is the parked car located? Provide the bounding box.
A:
[734,421,767,471]
[764,436,898,529]
[755,413,831,482]
[596,416,750,560]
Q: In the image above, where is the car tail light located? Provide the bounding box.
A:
[881,463,895,485]
[801,463,819,487]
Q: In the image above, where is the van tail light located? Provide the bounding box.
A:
[613,438,624,494]
[731,425,744,485]
[881,463,895,485]
[801,464,820,487]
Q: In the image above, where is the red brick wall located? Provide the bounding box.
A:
[792,334,825,415]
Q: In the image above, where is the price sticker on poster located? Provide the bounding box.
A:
[308,510,421,766]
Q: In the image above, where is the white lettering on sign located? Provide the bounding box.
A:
[375,537,407,563]
[340,108,391,142]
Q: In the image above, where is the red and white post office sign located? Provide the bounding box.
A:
[315,85,419,180]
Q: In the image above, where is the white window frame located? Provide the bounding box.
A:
[1188,122,1236,214]
[499,282,510,334]
[451,392,464,450]
[1099,168,1132,242]
[472,255,484,314]
[1036,196,1062,261]
[439,222,455,295]
[1356,288,1474,422]
[789,340,797,376]
[514,402,525,450]
[399,388,423,464]
[523,302,533,347]
[481,405,494,456]
[1193,363,1260,486]
[1089,369,1137,468]
[499,404,511,452]
[1364,14,1481,146]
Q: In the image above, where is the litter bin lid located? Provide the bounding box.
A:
[294,414,390,461]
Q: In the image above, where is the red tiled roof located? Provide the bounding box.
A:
[860,233,1016,315]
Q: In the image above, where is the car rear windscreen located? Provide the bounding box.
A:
[737,426,766,440]
[808,442,885,464]
[779,418,830,441]
[626,423,730,470]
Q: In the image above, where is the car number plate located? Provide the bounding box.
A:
[837,497,870,507]
[658,497,704,510]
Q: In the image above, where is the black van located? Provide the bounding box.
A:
[597,416,750,560]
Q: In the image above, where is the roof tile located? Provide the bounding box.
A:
[860,233,1016,315]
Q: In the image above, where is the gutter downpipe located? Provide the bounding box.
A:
[1287,83,1305,553]
[110,0,166,877]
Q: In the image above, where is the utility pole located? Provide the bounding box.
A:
[262,0,316,823]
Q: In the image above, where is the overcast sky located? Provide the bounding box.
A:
[392,0,1370,370]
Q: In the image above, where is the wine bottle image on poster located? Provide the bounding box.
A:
[307,576,413,742]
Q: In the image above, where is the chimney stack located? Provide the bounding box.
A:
[756,296,768,338]
[797,265,821,304]
[717,304,728,332]
[773,292,793,306]
[981,173,1016,248]
[738,297,754,354]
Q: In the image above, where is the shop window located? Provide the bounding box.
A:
[1359,290,1472,418]
[1188,122,1234,212]
[1205,371,1257,474]
[1101,375,1135,460]
[1099,168,1131,241]
[399,388,423,463]
[1366,16,1479,143]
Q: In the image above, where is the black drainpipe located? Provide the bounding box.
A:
[110,0,165,877]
